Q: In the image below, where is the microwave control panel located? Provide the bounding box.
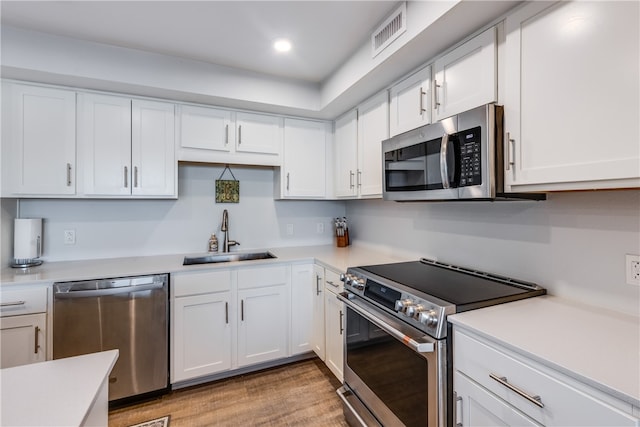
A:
[458,126,482,187]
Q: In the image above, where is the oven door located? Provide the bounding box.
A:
[337,292,447,427]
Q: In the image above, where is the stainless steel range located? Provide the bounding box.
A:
[336,258,546,427]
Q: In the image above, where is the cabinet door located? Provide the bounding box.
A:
[237,285,288,367]
[131,100,176,197]
[433,26,496,121]
[0,313,46,368]
[357,92,389,197]
[282,119,327,198]
[172,292,232,383]
[389,66,431,137]
[454,372,542,427]
[312,265,326,360]
[2,83,76,196]
[179,104,233,153]
[235,112,282,155]
[324,288,344,382]
[290,263,314,355]
[334,109,358,198]
[78,93,132,196]
[504,1,640,190]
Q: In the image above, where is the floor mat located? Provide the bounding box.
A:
[129,415,170,427]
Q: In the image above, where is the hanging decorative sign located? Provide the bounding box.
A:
[215,165,239,203]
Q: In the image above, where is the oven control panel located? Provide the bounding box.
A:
[341,271,449,338]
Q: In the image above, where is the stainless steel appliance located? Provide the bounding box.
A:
[336,259,545,427]
[53,274,169,404]
[382,104,544,201]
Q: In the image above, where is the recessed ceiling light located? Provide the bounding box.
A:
[273,38,292,53]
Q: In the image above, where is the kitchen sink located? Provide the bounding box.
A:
[183,251,276,265]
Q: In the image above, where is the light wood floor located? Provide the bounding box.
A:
[108,358,348,427]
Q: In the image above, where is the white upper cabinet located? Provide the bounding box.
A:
[279,118,328,199]
[357,91,389,197]
[235,111,282,155]
[179,104,233,153]
[334,109,359,198]
[131,99,176,197]
[79,94,176,197]
[389,66,432,137]
[2,83,76,196]
[504,1,640,191]
[433,26,497,121]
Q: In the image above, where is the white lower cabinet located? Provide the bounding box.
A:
[290,263,314,355]
[0,285,48,368]
[236,265,290,368]
[323,268,344,382]
[453,327,639,427]
[311,265,326,360]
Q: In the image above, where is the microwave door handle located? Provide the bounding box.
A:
[440,133,451,189]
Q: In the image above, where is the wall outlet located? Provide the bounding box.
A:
[626,254,640,286]
[64,229,76,245]
[316,222,324,234]
[286,223,294,236]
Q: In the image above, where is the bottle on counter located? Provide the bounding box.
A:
[208,233,218,252]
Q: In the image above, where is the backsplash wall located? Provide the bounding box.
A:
[345,191,640,316]
[5,164,345,264]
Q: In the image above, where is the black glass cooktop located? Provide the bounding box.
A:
[359,260,545,312]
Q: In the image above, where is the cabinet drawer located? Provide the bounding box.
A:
[0,286,48,317]
[454,329,638,426]
[172,270,231,297]
[237,265,288,289]
[324,269,343,293]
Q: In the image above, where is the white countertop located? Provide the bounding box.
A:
[0,244,410,285]
[449,296,640,408]
[0,350,119,426]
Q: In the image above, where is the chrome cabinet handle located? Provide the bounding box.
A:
[124,166,129,188]
[419,86,426,114]
[434,79,441,109]
[238,125,242,145]
[315,275,322,295]
[36,236,41,258]
[241,299,244,321]
[349,171,355,189]
[0,301,26,307]
[225,301,229,324]
[66,163,72,186]
[339,310,344,335]
[326,280,339,288]
[357,170,362,188]
[489,373,544,408]
[454,391,462,427]
[440,133,451,189]
[34,326,40,354]
[506,132,515,171]
[134,166,139,188]
[286,172,290,191]
[225,124,229,145]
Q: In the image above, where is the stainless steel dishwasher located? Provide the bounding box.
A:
[53,274,169,403]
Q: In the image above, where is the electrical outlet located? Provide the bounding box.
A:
[286,224,294,236]
[64,229,76,245]
[625,254,640,286]
[316,222,324,234]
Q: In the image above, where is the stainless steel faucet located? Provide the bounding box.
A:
[221,209,240,252]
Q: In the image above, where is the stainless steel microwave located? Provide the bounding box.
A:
[382,104,544,201]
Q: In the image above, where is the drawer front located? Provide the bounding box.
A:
[237,265,288,289]
[454,329,639,426]
[324,268,343,293]
[172,270,231,297]
[0,286,48,317]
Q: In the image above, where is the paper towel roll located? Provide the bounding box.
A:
[14,218,42,260]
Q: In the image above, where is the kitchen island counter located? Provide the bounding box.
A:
[0,349,118,426]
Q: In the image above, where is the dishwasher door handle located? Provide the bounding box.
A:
[54,282,164,299]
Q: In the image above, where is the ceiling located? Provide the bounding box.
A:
[0,0,400,84]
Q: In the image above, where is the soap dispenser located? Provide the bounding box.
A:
[208,233,218,252]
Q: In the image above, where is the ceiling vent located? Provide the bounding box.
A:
[371,2,407,58]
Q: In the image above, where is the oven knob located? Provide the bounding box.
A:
[339,273,350,283]
[351,278,366,290]
[395,299,412,312]
[419,310,439,327]
[405,304,418,317]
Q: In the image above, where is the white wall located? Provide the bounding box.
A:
[9,164,344,263]
[345,191,640,316]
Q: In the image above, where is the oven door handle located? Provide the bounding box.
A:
[337,292,435,354]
